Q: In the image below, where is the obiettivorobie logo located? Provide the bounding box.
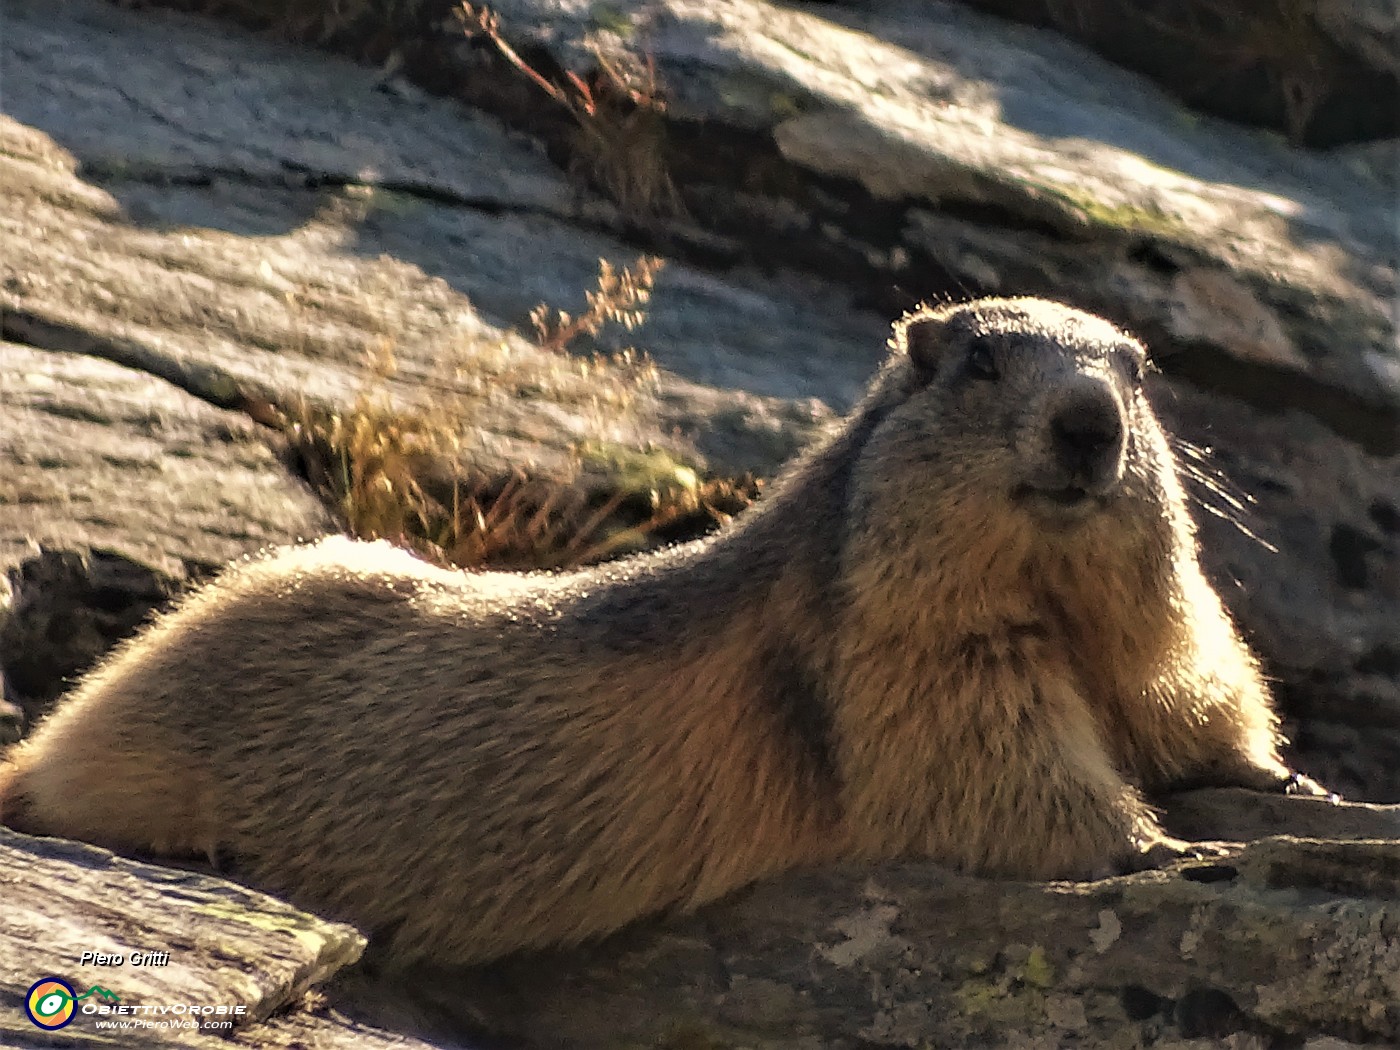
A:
[24,977,121,1030]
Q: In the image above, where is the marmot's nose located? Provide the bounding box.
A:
[1050,393,1124,486]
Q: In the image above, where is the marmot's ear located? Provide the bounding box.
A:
[896,312,946,381]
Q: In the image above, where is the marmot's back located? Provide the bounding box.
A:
[0,297,1322,968]
[0,535,839,965]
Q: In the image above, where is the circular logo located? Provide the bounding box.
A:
[25,977,77,1030]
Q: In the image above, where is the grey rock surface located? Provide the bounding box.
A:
[343,793,1400,1049]
[1162,786,1400,842]
[4,794,1397,1050]
[0,828,447,1050]
[1318,0,1400,79]
[492,0,1395,419]
[0,342,333,577]
[941,0,1400,146]
[1,0,869,455]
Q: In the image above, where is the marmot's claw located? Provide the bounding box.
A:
[1283,771,1340,802]
[1125,836,1230,874]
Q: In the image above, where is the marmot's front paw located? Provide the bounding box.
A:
[1177,758,1339,799]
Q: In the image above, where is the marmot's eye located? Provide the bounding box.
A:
[965,336,1000,381]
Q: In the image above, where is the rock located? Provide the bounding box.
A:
[336,797,1400,1049]
[1317,0,1400,80]
[1162,786,1400,842]
[0,338,338,719]
[3,792,1397,1050]
[950,0,1400,146]
[0,341,334,577]
[95,0,1397,439]
[0,701,22,746]
[0,548,186,724]
[1332,137,1399,189]
[0,828,366,1046]
[0,0,866,483]
[0,828,450,1049]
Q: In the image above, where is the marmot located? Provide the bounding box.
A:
[0,297,1323,968]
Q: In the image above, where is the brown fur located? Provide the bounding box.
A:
[0,298,1314,968]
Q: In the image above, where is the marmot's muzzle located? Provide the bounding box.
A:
[1048,388,1125,494]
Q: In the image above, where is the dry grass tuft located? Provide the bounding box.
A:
[280,381,759,570]
[259,259,757,572]
[454,3,682,215]
[531,255,666,354]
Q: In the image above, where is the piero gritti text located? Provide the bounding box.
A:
[79,950,170,967]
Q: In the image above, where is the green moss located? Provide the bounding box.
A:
[769,91,805,121]
[1038,183,1188,240]
[194,900,365,959]
[590,2,635,38]
[1023,945,1055,989]
[717,71,819,123]
[955,977,1045,1025]
[951,946,1056,1027]
[359,187,424,217]
[577,440,701,498]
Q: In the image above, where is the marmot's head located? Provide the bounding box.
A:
[852,298,1183,561]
